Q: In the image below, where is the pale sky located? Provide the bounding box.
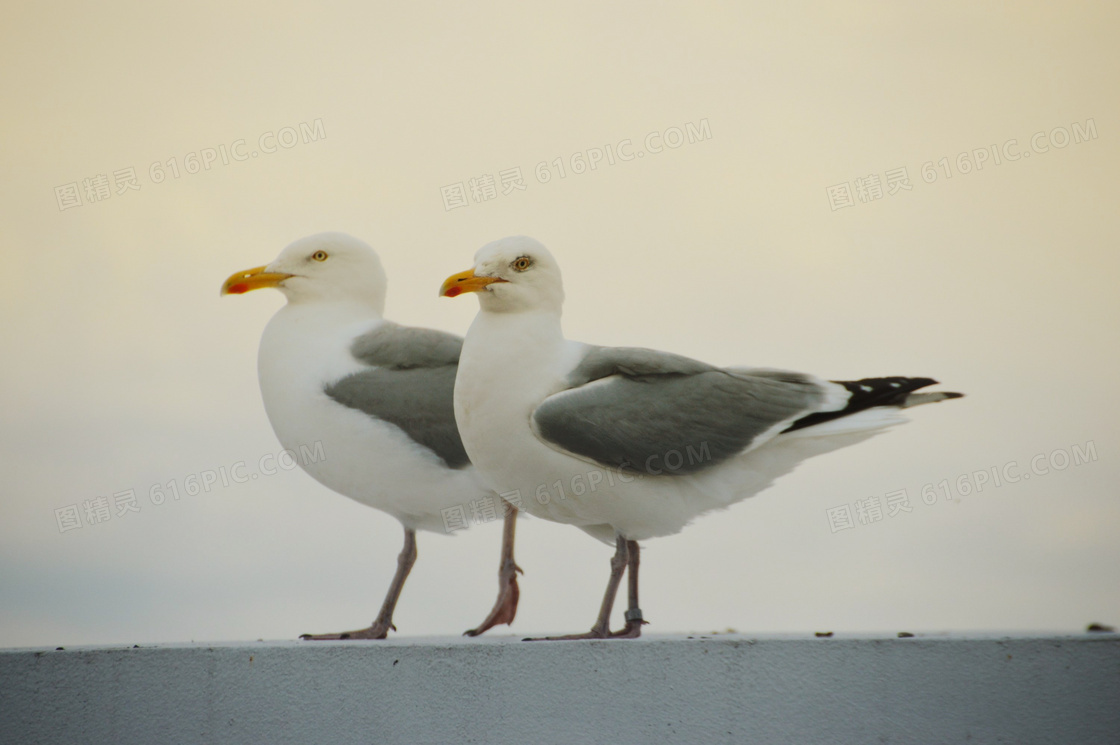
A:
[1,1,1117,648]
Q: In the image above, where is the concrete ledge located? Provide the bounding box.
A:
[2,634,1117,744]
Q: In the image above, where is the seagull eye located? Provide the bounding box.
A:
[511,256,532,272]
[311,251,329,262]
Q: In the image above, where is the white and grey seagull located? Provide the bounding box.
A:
[441,236,963,640]
[222,232,521,639]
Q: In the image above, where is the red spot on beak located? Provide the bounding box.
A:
[444,286,462,298]
[227,283,249,294]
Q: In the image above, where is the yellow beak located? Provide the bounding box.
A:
[220,265,295,296]
[439,268,507,298]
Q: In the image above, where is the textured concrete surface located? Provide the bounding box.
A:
[1,634,1117,744]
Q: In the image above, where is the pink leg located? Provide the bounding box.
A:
[300,526,417,640]
[525,533,644,641]
[464,505,523,636]
[610,539,645,638]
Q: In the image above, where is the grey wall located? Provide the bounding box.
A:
[2,634,1117,744]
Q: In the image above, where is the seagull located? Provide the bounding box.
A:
[222,232,521,640]
[441,236,963,640]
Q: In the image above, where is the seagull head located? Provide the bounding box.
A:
[439,236,564,314]
[221,232,388,313]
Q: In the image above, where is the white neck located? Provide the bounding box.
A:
[272,298,383,330]
[259,301,383,401]
[461,309,565,383]
[455,308,581,471]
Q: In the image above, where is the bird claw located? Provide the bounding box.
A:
[523,616,646,641]
[609,619,646,638]
[463,573,521,637]
[298,622,394,641]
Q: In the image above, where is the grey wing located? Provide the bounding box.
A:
[532,346,831,475]
[350,321,463,369]
[325,323,470,469]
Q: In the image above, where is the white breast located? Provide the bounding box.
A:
[258,303,489,533]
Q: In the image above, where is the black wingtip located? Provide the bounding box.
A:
[783,376,962,432]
